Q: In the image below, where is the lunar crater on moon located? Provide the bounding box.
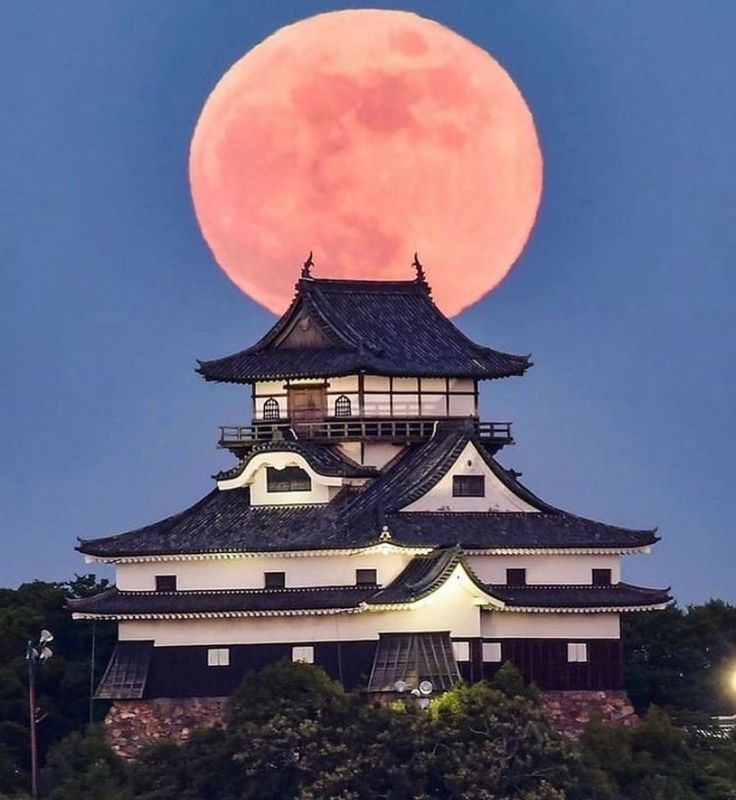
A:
[190,10,542,316]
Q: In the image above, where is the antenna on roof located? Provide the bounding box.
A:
[301,251,314,278]
[412,252,426,283]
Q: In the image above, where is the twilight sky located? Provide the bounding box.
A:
[1,1,735,603]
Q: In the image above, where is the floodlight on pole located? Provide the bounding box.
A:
[26,629,53,799]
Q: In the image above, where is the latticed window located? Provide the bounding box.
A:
[263,397,280,420]
[334,394,351,417]
[452,475,485,497]
[368,632,461,693]
[266,467,311,492]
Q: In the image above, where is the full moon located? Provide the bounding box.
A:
[189,10,542,316]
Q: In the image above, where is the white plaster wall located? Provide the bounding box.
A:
[254,381,285,397]
[448,379,474,393]
[338,441,362,463]
[119,565,486,644]
[403,442,539,513]
[420,394,446,416]
[328,376,359,392]
[389,395,420,416]
[364,375,390,392]
[448,395,475,416]
[363,393,392,416]
[362,443,404,468]
[481,611,620,639]
[116,552,413,592]
[468,554,621,585]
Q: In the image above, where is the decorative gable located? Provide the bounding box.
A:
[275,309,330,349]
[401,441,539,513]
[218,450,345,506]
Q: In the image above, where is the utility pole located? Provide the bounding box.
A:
[25,630,53,799]
[88,621,96,725]
[26,640,38,799]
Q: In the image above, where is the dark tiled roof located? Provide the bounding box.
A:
[69,586,375,616]
[368,546,489,605]
[197,277,530,382]
[487,582,672,609]
[68,577,671,618]
[77,430,658,558]
[215,440,379,481]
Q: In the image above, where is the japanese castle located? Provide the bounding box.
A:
[71,262,669,734]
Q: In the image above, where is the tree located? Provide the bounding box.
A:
[0,576,114,794]
[624,601,736,715]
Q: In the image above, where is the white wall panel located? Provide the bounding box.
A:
[468,554,621,585]
[116,552,413,592]
[481,611,620,639]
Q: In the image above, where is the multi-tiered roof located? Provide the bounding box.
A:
[74,272,669,621]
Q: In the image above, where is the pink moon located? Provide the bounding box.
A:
[189,10,542,317]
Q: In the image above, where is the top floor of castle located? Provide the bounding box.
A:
[197,269,531,458]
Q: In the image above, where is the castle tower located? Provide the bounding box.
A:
[70,269,669,750]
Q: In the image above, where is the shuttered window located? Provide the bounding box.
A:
[452,475,485,497]
[592,569,612,586]
[155,575,177,592]
[356,569,377,585]
[506,568,527,586]
[264,572,286,589]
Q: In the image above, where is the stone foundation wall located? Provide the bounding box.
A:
[540,690,638,737]
[105,690,637,757]
[104,697,226,759]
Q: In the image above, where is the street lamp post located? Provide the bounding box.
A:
[25,630,53,799]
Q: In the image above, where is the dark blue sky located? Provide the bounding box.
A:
[2,1,734,602]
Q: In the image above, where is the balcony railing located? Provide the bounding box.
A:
[218,417,512,449]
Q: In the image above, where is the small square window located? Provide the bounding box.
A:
[207,648,230,667]
[264,572,286,589]
[292,646,314,663]
[452,641,470,662]
[592,569,612,586]
[506,568,527,586]
[482,642,503,663]
[356,569,377,586]
[452,475,485,497]
[155,575,177,592]
[567,643,588,663]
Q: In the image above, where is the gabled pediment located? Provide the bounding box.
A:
[274,308,331,349]
[367,546,505,609]
[401,441,540,514]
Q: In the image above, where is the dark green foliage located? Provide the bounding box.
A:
[624,600,736,714]
[132,664,579,800]
[576,707,736,800]
[43,728,131,800]
[0,576,114,795]
[489,660,541,702]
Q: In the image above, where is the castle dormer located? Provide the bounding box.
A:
[215,440,377,506]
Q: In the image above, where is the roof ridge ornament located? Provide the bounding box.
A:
[412,252,432,295]
[301,251,314,279]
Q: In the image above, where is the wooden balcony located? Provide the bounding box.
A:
[218,417,513,452]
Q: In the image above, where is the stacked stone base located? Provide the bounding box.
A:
[105,690,637,757]
[105,697,226,759]
[540,690,638,737]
